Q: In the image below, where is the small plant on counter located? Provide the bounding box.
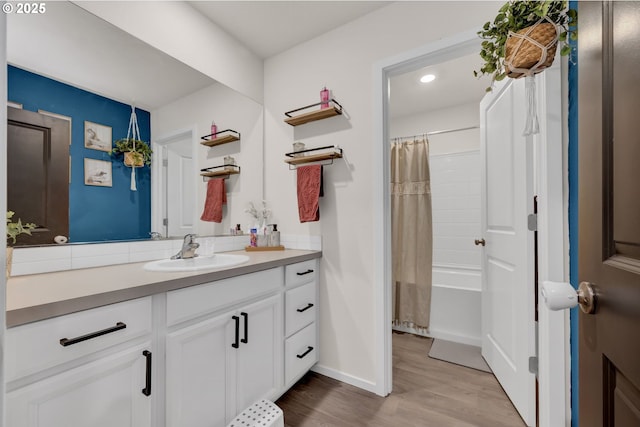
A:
[6,211,36,245]
[245,201,272,227]
[110,138,153,166]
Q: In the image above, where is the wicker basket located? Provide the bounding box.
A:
[124,151,144,167]
[505,22,558,78]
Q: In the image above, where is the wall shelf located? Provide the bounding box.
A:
[284,145,343,169]
[284,99,343,126]
[200,129,240,147]
[200,164,240,180]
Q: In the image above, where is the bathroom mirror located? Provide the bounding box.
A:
[6,1,264,245]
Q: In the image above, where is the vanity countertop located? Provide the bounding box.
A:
[6,249,321,328]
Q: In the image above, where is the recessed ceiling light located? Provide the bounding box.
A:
[420,74,436,83]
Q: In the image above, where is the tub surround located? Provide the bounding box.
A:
[7,249,321,327]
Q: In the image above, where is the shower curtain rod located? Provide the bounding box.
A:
[392,125,480,141]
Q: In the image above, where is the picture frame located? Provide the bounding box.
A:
[84,158,112,187]
[84,121,112,152]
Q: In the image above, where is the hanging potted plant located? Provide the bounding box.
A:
[474,0,577,88]
[474,1,577,135]
[110,138,153,167]
[6,211,36,277]
[111,106,151,191]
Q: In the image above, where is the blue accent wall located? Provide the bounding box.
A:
[568,1,579,425]
[8,66,151,243]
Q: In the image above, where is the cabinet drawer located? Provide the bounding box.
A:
[285,282,316,337]
[166,268,283,326]
[285,260,317,288]
[285,322,317,387]
[6,297,152,383]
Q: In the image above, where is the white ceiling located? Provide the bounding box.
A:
[7,1,216,111]
[389,53,489,119]
[188,1,391,59]
[7,1,487,118]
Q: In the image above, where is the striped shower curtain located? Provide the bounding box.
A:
[391,137,433,331]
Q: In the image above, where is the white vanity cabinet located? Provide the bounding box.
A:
[283,259,319,388]
[5,253,321,427]
[165,268,283,427]
[6,298,153,427]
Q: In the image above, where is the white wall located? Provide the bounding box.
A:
[263,1,501,389]
[76,1,264,103]
[152,82,263,237]
[391,102,480,155]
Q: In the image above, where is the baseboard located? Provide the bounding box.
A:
[310,364,379,395]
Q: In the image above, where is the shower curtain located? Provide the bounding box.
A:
[391,137,433,332]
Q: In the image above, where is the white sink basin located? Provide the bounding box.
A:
[144,254,250,272]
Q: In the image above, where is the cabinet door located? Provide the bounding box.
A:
[235,294,283,412]
[166,311,235,427]
[7,342,152,427]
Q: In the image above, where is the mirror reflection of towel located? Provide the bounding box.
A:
[297,165,323,222]
[201,178,226,223]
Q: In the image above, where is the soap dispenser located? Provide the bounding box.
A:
[269,224,280,247]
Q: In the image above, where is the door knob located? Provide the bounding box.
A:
[541,281,597,314]
[474,238,486,246]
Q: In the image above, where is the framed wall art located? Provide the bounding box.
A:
[84,121,112,152]
[84,158,112,187]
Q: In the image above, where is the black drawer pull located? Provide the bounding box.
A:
[241,312,248,344]
[296,269,314,276]
[59,322,127,347]
[297,303,314,313]
[142,350,152,396]
[232,315,240,348]
[296,346,314,359]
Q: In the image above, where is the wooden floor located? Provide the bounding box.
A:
[276,332,526,427]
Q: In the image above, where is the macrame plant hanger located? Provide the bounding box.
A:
[504,16,560,136]
[125,105,141,191]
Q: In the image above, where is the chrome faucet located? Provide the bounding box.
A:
[171,234,200,259]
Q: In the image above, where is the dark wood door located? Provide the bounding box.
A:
[579,2,640,426]
[7,107,70,245]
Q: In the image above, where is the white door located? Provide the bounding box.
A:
[7,342,152,427]
[479,77,536,426]
[162,136,194,238]
[165,311,235,427]
[235,294,283,412]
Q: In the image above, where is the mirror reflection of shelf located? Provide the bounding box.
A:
[284,99,343,126]
[284,145,343,169]
[200,129,240,147]
[200,164,240,180]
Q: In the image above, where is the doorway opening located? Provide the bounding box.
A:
[152,128,198,238]
[374,29,570,427]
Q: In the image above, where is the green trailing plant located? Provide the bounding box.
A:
[6,211,36,245]
[474,0,577,89]
[110,138,153,166]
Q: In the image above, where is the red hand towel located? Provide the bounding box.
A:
[200,178,226,223]
[297,165,322,223]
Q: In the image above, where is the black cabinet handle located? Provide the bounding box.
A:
[297,303,314,313]
[296,346,314,359]
[296,269,314,276]
[241,312,248,344]
[232,315,240,348]
[59,322,126,347]
[142,350,152,396]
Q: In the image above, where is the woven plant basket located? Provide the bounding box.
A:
[505,22,558,78]
[124,151,144,168]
